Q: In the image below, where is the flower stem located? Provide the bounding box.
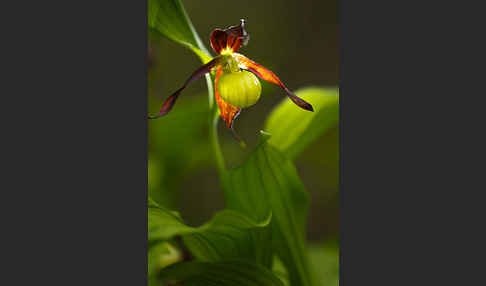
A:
[205,74,225,174]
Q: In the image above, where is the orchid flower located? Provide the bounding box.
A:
[149,19,313,135]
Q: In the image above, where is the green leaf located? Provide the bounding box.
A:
[158,260,285,286]
[264,87,339,159]
[148,199,271,262]
[308,240,339,286]
[272,255,290,286]
[148,242,183,277]
[222,132,313,286]
[148,0,212,63]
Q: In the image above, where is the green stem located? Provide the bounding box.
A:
[204,73,225,174]
[180,0,226,175]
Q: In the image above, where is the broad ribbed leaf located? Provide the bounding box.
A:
[264,87,339,159]
[159,260,284,286]
[148,0,212,63]
[222,132,313,286]
[148,199,271,262]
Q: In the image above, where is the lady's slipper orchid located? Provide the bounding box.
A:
[149,19,313,133]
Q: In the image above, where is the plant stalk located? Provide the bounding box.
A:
[204,74,225,175]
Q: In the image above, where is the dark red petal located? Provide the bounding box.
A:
[233,53,314,112]
[148,57,221,119]
[210,19,249,55]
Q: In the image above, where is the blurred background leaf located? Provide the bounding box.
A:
[265,87,339,160]
[308,240,339,286]
[148,95,212,209]
[222,132,313,286]
[158,260,284,286]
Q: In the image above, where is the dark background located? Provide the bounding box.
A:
[3,0,479,285]
[148,0,339,242]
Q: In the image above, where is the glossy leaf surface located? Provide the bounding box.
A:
[264,87,339,159]
[222,133,313,286]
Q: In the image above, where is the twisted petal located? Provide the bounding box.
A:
[214,67,241,128]
[233,53,314,112]
[149,57,221,119]
[214,66,245,144]
[210,19,249,55]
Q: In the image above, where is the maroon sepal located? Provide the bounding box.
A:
[210,19,249,55]
[233,53,314,112]
[148,57,220,119]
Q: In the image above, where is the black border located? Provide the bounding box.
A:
[339,0,477,284]
[3,0,148,284]
[5,0,476,284]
